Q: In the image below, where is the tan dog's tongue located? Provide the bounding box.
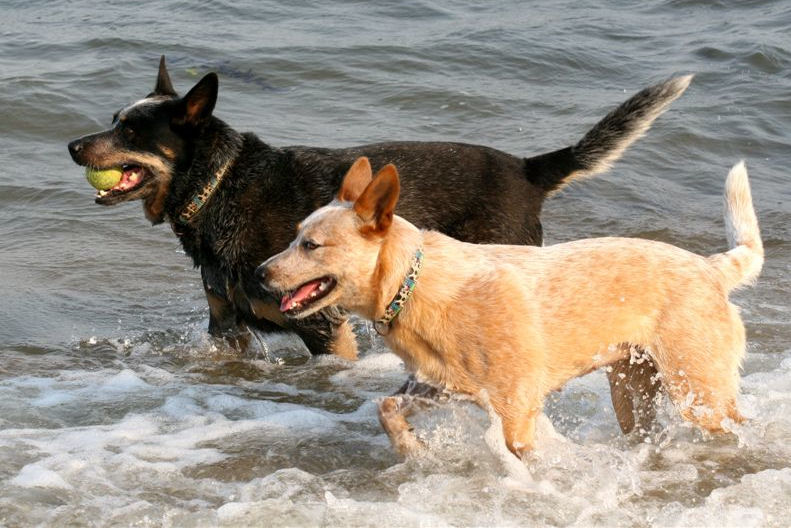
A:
[280,280,321,311]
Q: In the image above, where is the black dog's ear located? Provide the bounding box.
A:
[175,73,218,127]
[154,55,177,96]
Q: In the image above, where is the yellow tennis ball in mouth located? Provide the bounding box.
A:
[85,167,123,191]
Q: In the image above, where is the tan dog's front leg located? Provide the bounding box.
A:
[378,395,425,456]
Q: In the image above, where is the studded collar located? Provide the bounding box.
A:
[374,247,424,336]
[174,159,233,226]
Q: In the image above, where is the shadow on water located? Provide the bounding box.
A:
[160,55,284,93]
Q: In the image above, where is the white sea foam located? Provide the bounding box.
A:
[10,463,73,490]
[2,339,790,527]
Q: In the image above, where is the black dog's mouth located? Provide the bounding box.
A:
[279,276,337,315]
[95,164,152,203]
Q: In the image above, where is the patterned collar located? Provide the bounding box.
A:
[175,160,233,225]
[374,247,424,336]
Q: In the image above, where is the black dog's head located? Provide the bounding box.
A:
[68,56,218,224]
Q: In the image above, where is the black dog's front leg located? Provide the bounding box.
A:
[288,306,358,360]
[242,271,359,359]
[206,276,351,358]
[202,265,259,351]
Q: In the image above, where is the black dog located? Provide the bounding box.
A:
[68,57,690,433]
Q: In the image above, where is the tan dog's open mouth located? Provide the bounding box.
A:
[279,276,336,315]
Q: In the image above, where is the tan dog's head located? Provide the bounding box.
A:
[256,157,400,319]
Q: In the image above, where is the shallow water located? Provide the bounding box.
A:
[1,0,790,526]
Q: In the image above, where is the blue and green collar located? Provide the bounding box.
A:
[374,247,424,336]
[175,160,233,225]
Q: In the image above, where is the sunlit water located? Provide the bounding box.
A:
[1,1,790,526]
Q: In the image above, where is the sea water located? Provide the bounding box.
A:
[1,0,790,525]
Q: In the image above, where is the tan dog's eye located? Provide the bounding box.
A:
[302,239,320,251]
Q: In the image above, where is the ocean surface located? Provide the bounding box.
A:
[1,1,790,526]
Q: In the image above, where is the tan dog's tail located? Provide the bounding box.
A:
[709,161,763,290]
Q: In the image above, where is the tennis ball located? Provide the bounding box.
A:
[85,167,123,191]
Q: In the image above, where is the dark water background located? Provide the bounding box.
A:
[1,1,789,526]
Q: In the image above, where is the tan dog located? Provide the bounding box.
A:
[257,156,763,457]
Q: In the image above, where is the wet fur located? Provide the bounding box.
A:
[69,56,690,430]
[259,159,762,457]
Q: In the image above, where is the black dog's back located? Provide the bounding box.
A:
[182,138,538,277]
[287,141,542,244]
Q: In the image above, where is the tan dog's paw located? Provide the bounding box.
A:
[378,396,426,457]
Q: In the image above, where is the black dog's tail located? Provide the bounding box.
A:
[524,75,693,193]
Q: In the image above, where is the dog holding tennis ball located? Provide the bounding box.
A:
[85,166,144,195]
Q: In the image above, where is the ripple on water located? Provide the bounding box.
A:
[1,0,791,525]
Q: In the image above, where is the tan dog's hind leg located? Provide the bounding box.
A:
[651,305,746,432]
[607,348,661,434]
[489,390,543,457]
[500,408,541,457]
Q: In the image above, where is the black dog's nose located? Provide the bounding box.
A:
[255,262,269,287]
[67,139,83,160]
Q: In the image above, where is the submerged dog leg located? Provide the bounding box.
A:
[499,405,541,457]
[378,377,451,456]
[378,395,426,456]
[487,388,544,457]
[328,319,359,360]
[393,374,448,400]
[289,308,359,359]
[651,305,746,432]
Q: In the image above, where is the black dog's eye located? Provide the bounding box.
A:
[123,126,135,140]
[302,240,320,251]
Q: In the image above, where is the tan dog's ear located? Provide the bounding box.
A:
[338,157,373,202]
[354,164,400,235]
